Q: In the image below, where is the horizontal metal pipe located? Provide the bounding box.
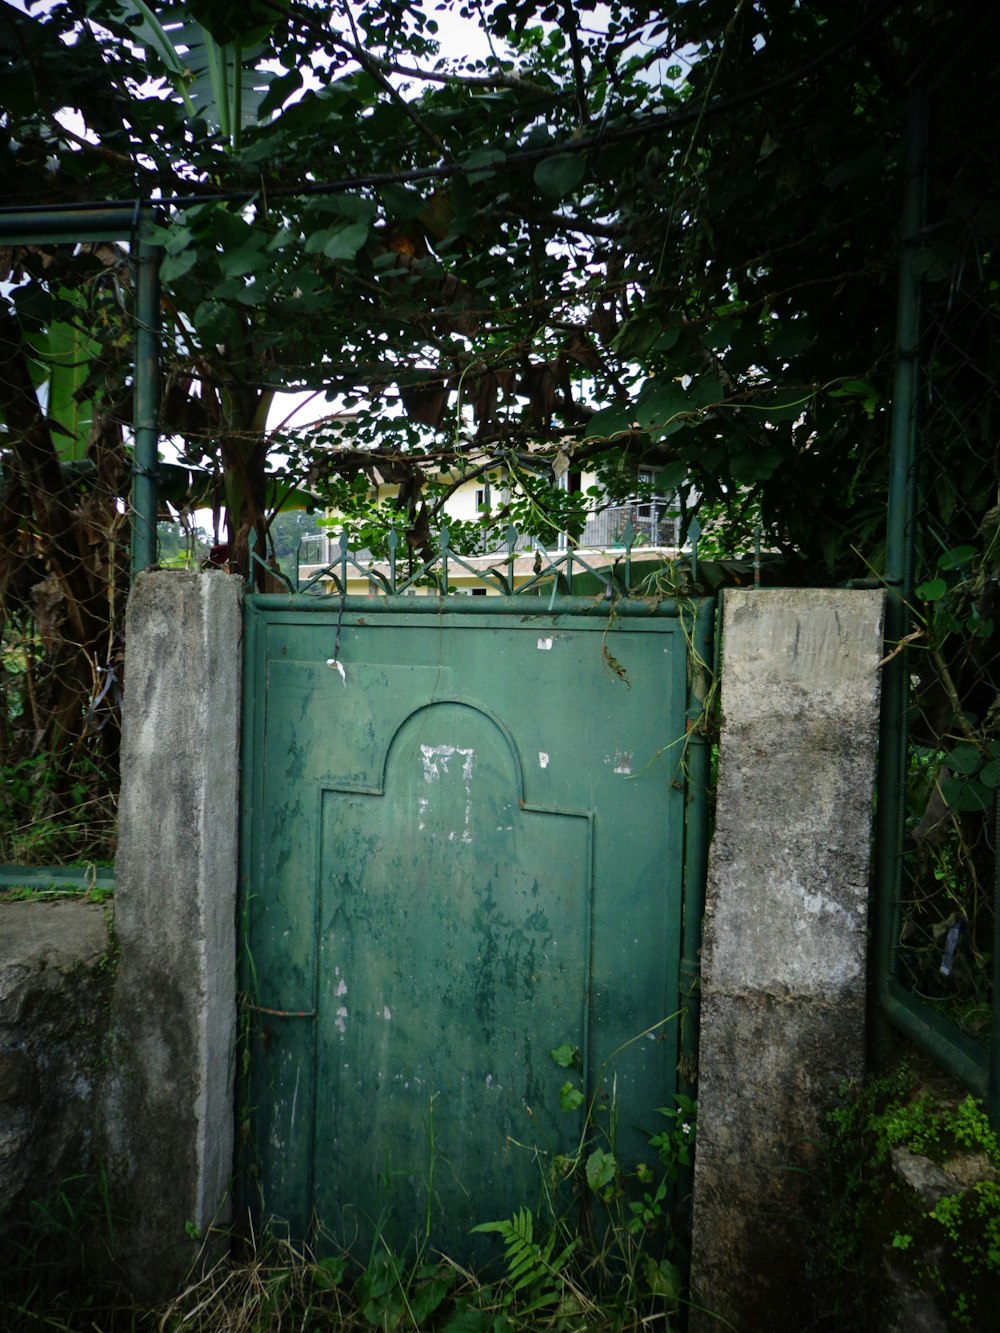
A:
[0,864,115,891]
[0,205,140,244]
[880,983,987,1100]
[244,592,693,618]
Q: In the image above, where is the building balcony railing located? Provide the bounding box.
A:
[296,496,679,569]
[579,498,679,549]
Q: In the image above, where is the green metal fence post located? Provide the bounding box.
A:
[679,594,714,1101]
[131,216,160,578]
[872,86,928,1061]
[992,797,1000,1132]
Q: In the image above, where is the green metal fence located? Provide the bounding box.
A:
[0,203,160,888]
[874,87,1000,1128]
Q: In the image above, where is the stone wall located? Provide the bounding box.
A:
[0,572,242,1305]
[0,900,112,1225]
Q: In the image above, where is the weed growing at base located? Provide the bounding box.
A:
[823,1062,1000,1330]
[1,1029,696,1331]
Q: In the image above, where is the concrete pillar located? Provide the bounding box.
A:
[690,589,884,1331]
[104,571,242,1299]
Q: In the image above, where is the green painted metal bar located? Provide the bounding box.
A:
[0,203,140,244]
[0,864,114,892]
[243,592,689,618]
[872,85,927,1049]
[872,86,998,1121]
[678,596,715,1101]
[882,980,987,1101]
[131,220,160,577]
[990,793,1000,1134]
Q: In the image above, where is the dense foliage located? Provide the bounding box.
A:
[3,0,995,572]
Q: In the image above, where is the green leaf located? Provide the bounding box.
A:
[462,148,505,183]
[534,153,586,199]
[305,223,369,261]
[937,545,977,571]
[380,182,426,220]
[160,249,198,283]
[257,66,302,118]
[941,776,990,813]
[311,1254,348,1290]
[979,760,1000,790]
[730,449,782,482]
[915,578,947,601]
[634,379,689,430]
[159,224,194,256]
[613,316,664,359]
[689,375,725,409]
[559,1081,584,1113]
[549,1042,579,1068]
[441,1311,494,1333]
[828,378,880,418]
[316,194,378,224]
[583,404,638,441]
[219,239,267,278]
[768,322,814,358]
[33,313,99,461]
[585,1148,616,1191]
[13,283,53,329]
[658,462,688,490]
[409,1272,456,1323]
[945,745,981,776]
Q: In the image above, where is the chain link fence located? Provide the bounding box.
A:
[889,79,1000,1052]
[0,238,135,873]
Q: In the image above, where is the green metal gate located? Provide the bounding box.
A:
[240,585,712,1260]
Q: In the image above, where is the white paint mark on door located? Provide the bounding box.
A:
[419,744,475,843]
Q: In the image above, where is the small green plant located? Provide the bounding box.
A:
[472,1207,584,1317]
[824,1062,1000,1330]
[0,1168,122,1328]
[475,1024,692,1326]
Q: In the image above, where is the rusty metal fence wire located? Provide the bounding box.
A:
[874,80,1000,1122]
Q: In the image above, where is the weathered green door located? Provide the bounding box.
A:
[241,595,709,1258]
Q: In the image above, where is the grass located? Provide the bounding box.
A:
[0,1223,686,1333]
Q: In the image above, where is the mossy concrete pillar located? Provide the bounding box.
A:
[690,589,884,1331]
[105,571,242,1299]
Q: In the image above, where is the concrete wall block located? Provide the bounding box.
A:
[105,571,242,1299]
[691,589,884,1332]
[0,901,112,1222]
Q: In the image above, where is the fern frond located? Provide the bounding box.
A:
[472,1207,578,1312]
